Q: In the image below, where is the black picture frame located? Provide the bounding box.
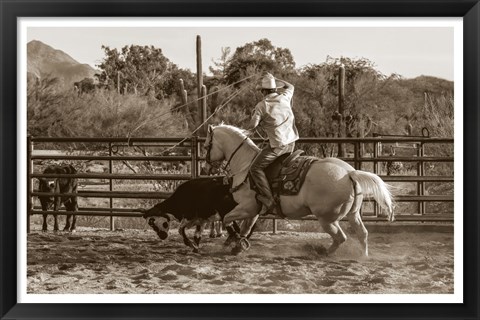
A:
[1,0,479,319]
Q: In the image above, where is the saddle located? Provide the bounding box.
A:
[250,149,317,198]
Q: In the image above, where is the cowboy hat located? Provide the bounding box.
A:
[255,73,285,90]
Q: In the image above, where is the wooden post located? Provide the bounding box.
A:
[27,136,33,234]
[272,219,277,234]
[338,64,346,157]
[417,142,425,215]
[373,141,379,218]
[196,35,204,135]
[201,85,207,134]
[191,136,198,178]
[354,142,360,170]
[109,142,115,231]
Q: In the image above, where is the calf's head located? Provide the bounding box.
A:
[143,203,171,240]
[38,166,59,202]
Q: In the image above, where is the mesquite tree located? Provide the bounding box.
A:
[97,45,170,97]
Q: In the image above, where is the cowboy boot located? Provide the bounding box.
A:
[256,194,276,215]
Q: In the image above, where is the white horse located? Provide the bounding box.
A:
[204,124,394,256]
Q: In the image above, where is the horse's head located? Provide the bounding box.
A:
[204,124,226,175]
[204,124,259,175]
[142,203,171,240]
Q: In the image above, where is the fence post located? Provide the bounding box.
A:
[337,64,346,157]
[272,218,277,234]
[373,140,378,218]
[109,142,115,231]
[191,136,198,178]
[201,85,207,134]
[196,35,204,135]
[417,142,425,215]
[27,136,33,234]
[354,142,360,170]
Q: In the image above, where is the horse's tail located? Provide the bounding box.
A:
[349,170,395,222]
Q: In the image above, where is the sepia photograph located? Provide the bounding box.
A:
[19,17,462,303]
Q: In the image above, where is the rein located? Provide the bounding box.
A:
[222,136,249,171]
[205,129,249,172]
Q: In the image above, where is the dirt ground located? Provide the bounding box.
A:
[27,224,454,294]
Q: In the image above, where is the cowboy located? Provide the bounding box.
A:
[246,72,299,215]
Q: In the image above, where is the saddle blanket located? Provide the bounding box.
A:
[248,150,317,197]
[268,152,317,196]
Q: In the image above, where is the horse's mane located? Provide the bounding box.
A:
[214,124,259,150]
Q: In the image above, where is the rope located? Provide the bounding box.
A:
[127,73,260,139]
[153,81,255,156]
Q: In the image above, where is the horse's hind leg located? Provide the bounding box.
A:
[347,180,368,256]
[348,212,368,256]
[318,220,347,256]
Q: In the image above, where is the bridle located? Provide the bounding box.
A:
[204,131,222,169]
[205,129,248,172]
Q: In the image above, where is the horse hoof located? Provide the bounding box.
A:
[209,234,216,239]
[193,248,199,253]
[316,246,328,257]
[223,235,237,247]
[231,245,244,255]
[231,238,250,255]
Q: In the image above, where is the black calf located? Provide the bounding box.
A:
[38,164,78,232]
[143,177,239,252]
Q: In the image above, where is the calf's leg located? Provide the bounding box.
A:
[64,199,78,232]
[178,219,200,252]
[40,200,49,232]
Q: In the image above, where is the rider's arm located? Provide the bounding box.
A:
[277,78,294,100]
[247,102,263,131]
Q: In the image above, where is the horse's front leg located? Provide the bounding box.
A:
[223,222,240,247]
[223,198,259,255]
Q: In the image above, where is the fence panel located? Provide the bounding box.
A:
[27,136,454,233]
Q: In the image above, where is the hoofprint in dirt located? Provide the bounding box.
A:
[27,225,453,294]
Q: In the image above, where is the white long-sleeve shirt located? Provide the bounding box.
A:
[249,82,299,148]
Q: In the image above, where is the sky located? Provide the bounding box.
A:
[26,25,455,80]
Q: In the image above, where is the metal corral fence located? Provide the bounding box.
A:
[27,136,454,233]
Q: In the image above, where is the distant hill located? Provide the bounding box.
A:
[399,75,453,95]
[27,40,97,88]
